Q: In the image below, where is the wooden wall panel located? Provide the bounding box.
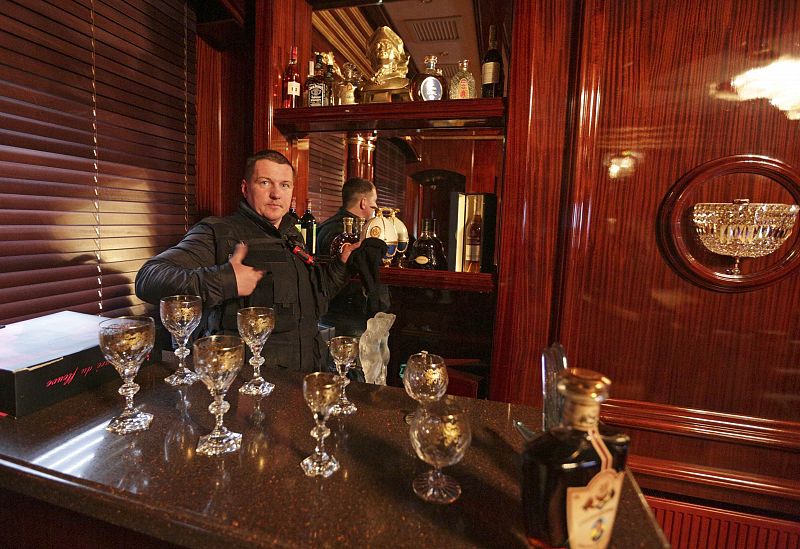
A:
[195,34,252,217]
[490,0,577,402]
[555,0,799,515]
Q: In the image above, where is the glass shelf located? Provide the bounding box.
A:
[274,98,506,136]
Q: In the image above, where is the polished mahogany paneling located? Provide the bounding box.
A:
[195,35,252,217]
[379,267,495,293]
[646,495,800,549]
[544,0,800,514]
[490,0,577,403]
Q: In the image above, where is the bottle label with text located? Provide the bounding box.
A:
[482,62,500,84]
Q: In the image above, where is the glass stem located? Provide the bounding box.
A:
[313,415,328,456]
[119,375,139,414]
[251,345,263,378]
[175,337,190,371]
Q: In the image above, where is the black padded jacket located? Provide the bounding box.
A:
[135,200,349,372]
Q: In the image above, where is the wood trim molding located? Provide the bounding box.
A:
[602,399,800,451]
[628,455,800,503]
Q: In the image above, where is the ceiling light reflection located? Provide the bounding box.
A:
[722,57,800,120]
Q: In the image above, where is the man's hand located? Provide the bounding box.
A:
[339,240,362,264]
[229,242,265,296]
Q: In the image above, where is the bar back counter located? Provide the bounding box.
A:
[0,363,668,548]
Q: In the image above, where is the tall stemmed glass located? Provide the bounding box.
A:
[409,396,472,504]
[160,295,202,386]
[99,316,155,435]
[193,335,245,456]
[403,351,448,423]
[328,336,359,416]
[301,372,340,478]
[237,307,276,397]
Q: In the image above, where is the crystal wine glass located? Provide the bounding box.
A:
[409,396,472,504]
[160,295,202,386]
[403,350,448,423]
[98,316,155,435]
[237,307,276,397]
[328,336,359,416]
[301,372,341,478]
[193,335,245,456]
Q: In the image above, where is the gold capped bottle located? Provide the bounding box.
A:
[329,217,359,258]
[522,368,629,549]
[409,218,447,270]
[449,59,476,99]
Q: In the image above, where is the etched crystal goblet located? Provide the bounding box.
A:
[99,316,155,434]
[237,307,276,397]
[403,350,448,423]
[409,396,472,504]
[328,336,359,416]
[193,335,245,456]
[301,372,341,477]
[160,295,202,386]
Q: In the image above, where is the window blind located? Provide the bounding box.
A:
[0,0,197,324]
[375,138,405,211]
[307,132,346,222]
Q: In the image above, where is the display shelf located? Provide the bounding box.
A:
[378,267,495,292]
[274,98,506,135]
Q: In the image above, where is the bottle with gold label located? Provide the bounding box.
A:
[448,59,476,99]
[410,56,447,101]
[522,369,629,548]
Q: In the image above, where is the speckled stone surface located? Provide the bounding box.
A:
[0,362,668,548]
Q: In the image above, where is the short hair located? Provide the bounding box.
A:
[244,150,294,181]
[342,178,376,207]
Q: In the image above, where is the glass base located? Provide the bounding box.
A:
[196,429,242,456]
[301,452,339,478]
[164,367,198,386]
[239,377,275,397]
[330,400,357,416]
[412,471,461,504]
[107,409,153,435]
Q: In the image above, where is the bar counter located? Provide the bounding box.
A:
[0,362,668,548]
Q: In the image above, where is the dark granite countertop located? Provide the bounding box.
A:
[0,362,669,548]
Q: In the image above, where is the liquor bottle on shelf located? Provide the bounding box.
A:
[448,59,476,99]
[481,25,504,98]
[324,53,337,106]
[521,369,629,549]
[282,46,301,108]
[302,60,314,107]
[305,53,328,107]
[329,217,359,258]
[463,208,483,273]
[300,201,317,254]
[409,218,447,270]
[289,197,301,232]
[410,56,447,101]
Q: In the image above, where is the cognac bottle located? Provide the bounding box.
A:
[481,25,504,98]
[449,59,476,99]
[522,369,629,549]
[282,46,301,108]
[300,201,317,254]
[329,217,359,258]
[463,210,482,273]
[409,218,447,270]
[411,56,447,101]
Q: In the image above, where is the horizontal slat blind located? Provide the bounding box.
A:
[308,133,346,222]
[375,138,405,211]
[0,0,197,324]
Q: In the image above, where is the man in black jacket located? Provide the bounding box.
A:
[315,177,377,259]
[135,150,357,372]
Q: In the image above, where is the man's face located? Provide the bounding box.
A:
[356,189,378,219]
[241,159,294,227]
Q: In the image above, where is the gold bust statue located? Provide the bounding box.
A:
[362,27,411,103]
